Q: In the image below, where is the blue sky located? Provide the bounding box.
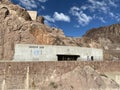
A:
[11,0,120,37]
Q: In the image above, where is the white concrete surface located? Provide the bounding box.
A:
[27,11,37,20]
[13,44,103,61]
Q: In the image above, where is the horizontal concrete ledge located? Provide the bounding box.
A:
[0,60,119,64]
[0,60,104,62]
[0,59,119,62]
[0,60,119,63]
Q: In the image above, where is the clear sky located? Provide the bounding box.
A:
[11,0,120,37]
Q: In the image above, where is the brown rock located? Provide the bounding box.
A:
[41,66,119,90]
[83,24,120,60]
[0,7,9,20]
[0,0,119,60]
[0,1,82,60]
[36,16,44,24]
[0,0,11,4]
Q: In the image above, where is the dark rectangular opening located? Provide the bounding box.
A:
[57,54,80,61]
[91,56,94,61]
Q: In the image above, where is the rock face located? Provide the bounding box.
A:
[36,16,44,24]
[83,24,120,60]
[0,1,120,60]
[0,62,120,90]
[41,66,119,90]
[0,1,82,60]
[83,24,120,46]
[0,10,35,59]
[0,0,11,4]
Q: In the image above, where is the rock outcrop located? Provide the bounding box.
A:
[0,1,82,60]
[83,24,120,46]
[0,0,11,4]
[41,66,119,90]
[0,0,120,60]
[36,16,44,24]
[0,62,120,90]
[83,24,120,60]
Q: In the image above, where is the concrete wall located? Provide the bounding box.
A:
[13,44,103,61]
[27,11,37,20]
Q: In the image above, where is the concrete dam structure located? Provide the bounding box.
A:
[13,44,103,61]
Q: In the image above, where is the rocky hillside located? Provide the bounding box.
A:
[83,24,120,60]
[0,0,82,60]
[0,0,119,60]
[0,61,120,90]
[42,66,119,90]
[83,24,120,47]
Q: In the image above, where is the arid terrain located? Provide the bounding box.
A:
[0,0,120,60]
[0,61,120,90]
[0,0,120,90]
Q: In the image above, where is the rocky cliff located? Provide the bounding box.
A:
[83,24,120,47]
[0,0,119,60]
[83,24,120,60]
[0,1,82,60]
[0,1,120,89]
[44,66,119,90]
